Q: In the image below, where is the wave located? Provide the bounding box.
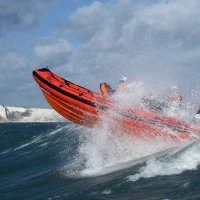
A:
[1,122,200,199]
[126,139,200,182]
[61,122,179,177]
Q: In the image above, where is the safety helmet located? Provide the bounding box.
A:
[171,85,178,91]
[120,76,127,82]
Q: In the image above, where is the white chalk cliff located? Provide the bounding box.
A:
[0,105,64,122]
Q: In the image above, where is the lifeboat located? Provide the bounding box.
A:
[33,68,200,142]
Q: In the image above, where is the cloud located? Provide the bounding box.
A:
[0,37,72,107]
[0,53,28,72]
[1,0,200,107]
[34,38,72,67]
[0,0,53,33]
[0,52,33,106]
[60,0,200,93]
[62,1,134,45]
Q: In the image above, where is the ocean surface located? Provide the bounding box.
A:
[1,122,200,200]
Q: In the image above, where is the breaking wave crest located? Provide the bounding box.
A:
[61,82,200,178]
[62,123,178,177]
[127,139,200,182]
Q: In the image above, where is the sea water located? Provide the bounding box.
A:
[1,122,200,200]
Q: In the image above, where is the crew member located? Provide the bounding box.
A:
[100,76,128,98]
[169,86,183,105]
[117,76,127,92]
[194,107,200,121]
[100,82,115,98]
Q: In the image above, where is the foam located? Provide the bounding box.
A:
[63,122,177,177]
[61,81,198,177]
[127,139,200,182]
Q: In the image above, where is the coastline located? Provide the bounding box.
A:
[0,105,64,123]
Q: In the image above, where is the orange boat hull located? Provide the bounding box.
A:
[41,89,98,127]
[33,68,200,143]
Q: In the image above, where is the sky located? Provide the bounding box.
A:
[0,0,200,108]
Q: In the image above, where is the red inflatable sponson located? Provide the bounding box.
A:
[33,68,200,143]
